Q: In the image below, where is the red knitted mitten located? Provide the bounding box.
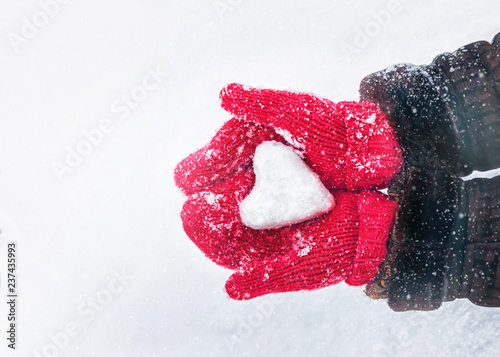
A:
[220,83,402,190]
[225,191,398,300]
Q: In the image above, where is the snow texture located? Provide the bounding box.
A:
[1,1,500,356]
[239,141,334,229]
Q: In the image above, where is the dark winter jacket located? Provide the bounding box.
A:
[359,32,500,311]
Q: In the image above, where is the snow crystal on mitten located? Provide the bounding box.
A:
[239,141,335,229]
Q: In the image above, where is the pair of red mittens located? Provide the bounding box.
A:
[175,83,402,300]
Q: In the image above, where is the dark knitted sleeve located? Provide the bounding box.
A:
[384,168,464,311]
[359,34,500,176]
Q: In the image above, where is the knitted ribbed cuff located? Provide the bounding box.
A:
[346,191,398,286]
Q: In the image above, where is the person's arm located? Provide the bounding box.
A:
[360,32,500,176]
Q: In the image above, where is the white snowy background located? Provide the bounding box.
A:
[1,1,500,356]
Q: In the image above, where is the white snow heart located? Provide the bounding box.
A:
[239,141,335,230]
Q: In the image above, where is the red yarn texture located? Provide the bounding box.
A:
[220,83,402,190]
[175,83,402,300]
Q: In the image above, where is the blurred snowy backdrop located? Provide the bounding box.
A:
[1,0,500,356]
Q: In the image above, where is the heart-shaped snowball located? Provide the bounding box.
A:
[239,141,335,229]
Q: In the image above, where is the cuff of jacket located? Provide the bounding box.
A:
[386,168,462,312]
